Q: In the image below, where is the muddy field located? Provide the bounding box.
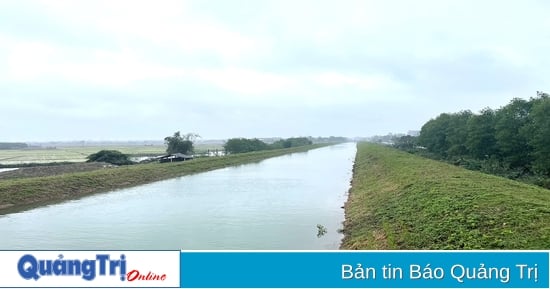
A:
[0,162,112,180]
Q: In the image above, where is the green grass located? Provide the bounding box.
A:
[0,144,325,214]
[341,143,550,249]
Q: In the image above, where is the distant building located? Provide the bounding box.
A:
[159,153,194,163]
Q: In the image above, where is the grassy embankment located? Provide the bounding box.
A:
[0,144,325,214]
[341,143,550,249]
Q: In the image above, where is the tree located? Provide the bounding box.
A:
[494,98,532,169]
[224,138,268,154]
[393,135,418,152]
[527,95,550,175]
[270,137,312,149]
[466,108,498,159]
[164,131,199,155]
[446,110,473,157]
[410,91,550,186]
[0,142,28,149]
[86,150,133,165]
[418,113,452,157]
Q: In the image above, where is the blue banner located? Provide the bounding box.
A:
[0,250,548,288]
[179,251,549,288]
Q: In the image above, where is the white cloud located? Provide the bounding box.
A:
[2,34,183,87]
[1,0,549,140]
[312,72,395,91]
[4,37,57,81]
[37,0,264,63]
[193,67,295,95]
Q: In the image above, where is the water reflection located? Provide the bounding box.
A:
[0,143,356,250]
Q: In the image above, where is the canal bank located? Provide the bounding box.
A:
[0,144,327,215]
[0,143,356,249]
[340,143,550,249]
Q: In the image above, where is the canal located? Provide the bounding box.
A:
[0,143,356,250]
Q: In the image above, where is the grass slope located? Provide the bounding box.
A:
[341,143,550,249]
[0,144,325,214]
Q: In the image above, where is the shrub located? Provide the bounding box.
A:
[86,150,133,165]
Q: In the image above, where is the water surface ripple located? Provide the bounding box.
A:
[0,143,356,250]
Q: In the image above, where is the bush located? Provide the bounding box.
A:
[86,150,133,165]
[224,138,268,154]
[270,137,312,149]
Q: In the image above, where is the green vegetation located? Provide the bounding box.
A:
[316,224,327,238]
[311,136,348,143]
[0,144,224,166]
[270,137,312,149]
[0,142,28,149]
[341,143,550,249]
[223,137,313,154]
[0,146,167,165]
[0,144,326,214]
[86,150,133,166]
[164,131,199,155]
[395,92,550,189]
[224,138,269,154]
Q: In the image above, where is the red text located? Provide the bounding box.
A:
[126,270,167,281]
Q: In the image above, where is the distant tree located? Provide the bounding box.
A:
[224,138,268,154]
[0,142,28,149]
[270,139,290,149]
[271,137,312,149]
[164,131,198,155]
[309,136,348,143]
[327,136,348,143]
[394,135,418,152]
[86,150,133,165]
[288,137,313,147]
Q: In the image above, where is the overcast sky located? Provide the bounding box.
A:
[1,0,549,141]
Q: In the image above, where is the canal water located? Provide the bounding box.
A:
[0,143,356,250]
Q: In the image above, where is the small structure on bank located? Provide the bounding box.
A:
[159,153,194,163]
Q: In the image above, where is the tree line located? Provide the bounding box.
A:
[85,133,315,165]
[395,91,550,188]
[162,133,314,155]
[224,137,313,154]
[0,142,28,149]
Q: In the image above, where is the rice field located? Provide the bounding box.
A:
[0,144,223,165]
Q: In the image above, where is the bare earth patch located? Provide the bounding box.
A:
[0,163,112,180]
